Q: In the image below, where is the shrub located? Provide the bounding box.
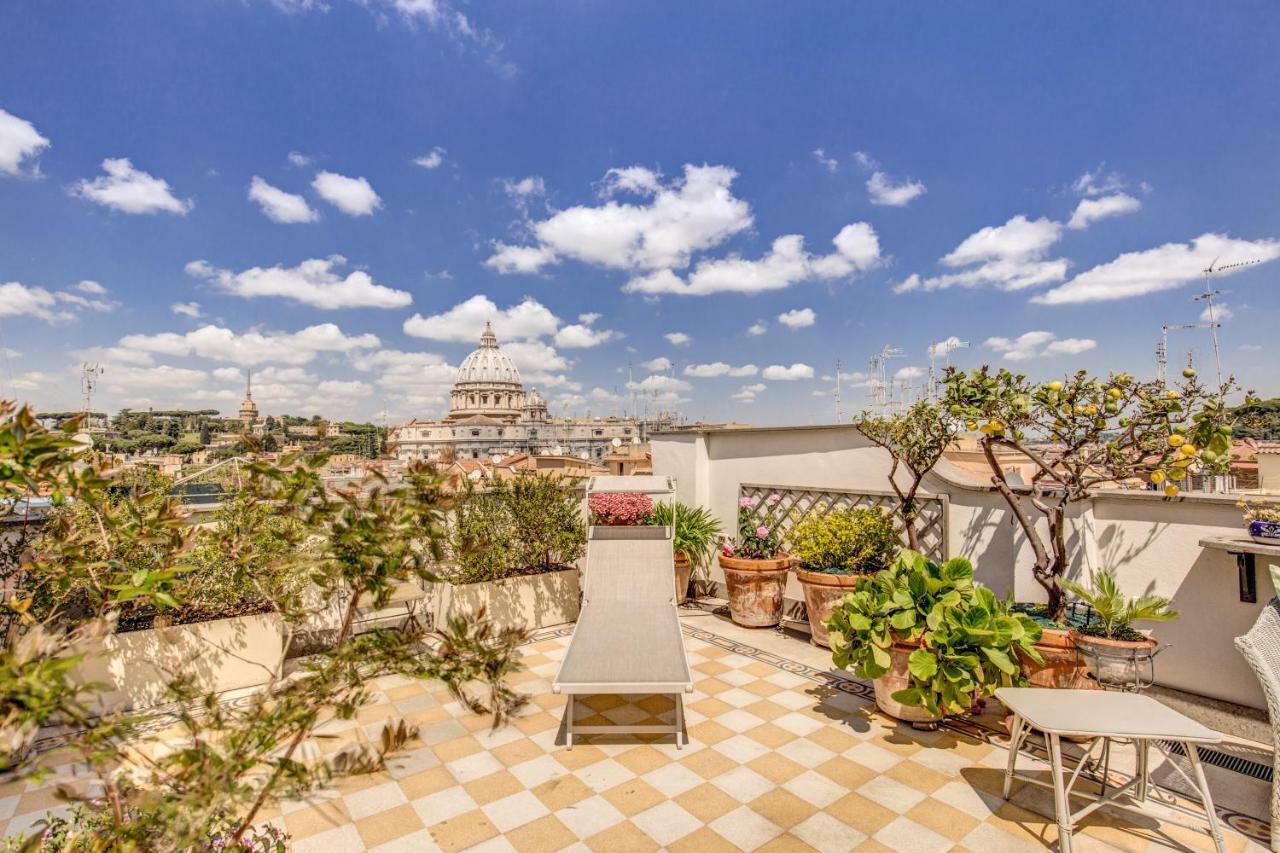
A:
[1059,569,1178,641]
[650,501,722,574]
[451,475,586,583]
[587,491,653,526]
[828,551,1042,717]
[788,506,899,575]
[723,495,785,560]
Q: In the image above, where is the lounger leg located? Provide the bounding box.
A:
[1185,743,1225,853]
[566,695,574,750]
[1047,733,1073,853]
[675,693,685,749]
[1003,714,1025,799]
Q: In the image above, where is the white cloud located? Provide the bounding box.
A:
[1202,302,1233,323]
[928,336,967,360]
[627,374,691,393]
[503,175,545,199]
[683,362,758,378]
[554,313,621,348]
[732,382,767,402]
[287,151,313,167]
[485,164,753,274]
[625,223,881,296]
[171,302,202,318]
[317,379,372,397]
[413,147,446,169]
[900,215,1067,294]
[117,323,380,366]
[74,280,105,295]
[641,357,673,372]
[812,148,838,173]
[0,282,66,322]
[0,109,50,177]
[1033,234,1280,305]
[404,294,560,342]
[984,331,1096,361]
[777,308,816,329]
[71,158,192,215]
[1073,164,1130,197]
[311,170,381,216]
[746,321,767,336]
[894,366,926,381]
[186,256,411,309]
[664,332,691,346]
[248,176,319,223]
[866,171,926,207]
[762,363,814,381]
[1066,193,1140,230]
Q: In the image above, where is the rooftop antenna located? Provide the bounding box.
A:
[927,339,968,400]
[1198,257,1259,386]
[869,345,904,414]
[81,362,103,426]
[834,359,844,422]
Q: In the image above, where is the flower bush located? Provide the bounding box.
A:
[788,506,899,575]
[451,475,586,583]
[722,495,785,560]
[587,491,654,526]
[1240,499,1280,525]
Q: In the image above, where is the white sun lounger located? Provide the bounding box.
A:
[553,476,693,748]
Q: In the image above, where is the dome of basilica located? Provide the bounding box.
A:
[455,322,521,386]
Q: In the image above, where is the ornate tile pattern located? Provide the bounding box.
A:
[0,624,1268,851]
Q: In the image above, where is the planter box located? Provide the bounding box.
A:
[436,567,580,632]
[76,613,285,712]
[589,525,671,541]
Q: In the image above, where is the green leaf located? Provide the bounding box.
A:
[890,609,917,631]
[907,647,938,680]
[891,686,923,708]
[982,647,1017,675]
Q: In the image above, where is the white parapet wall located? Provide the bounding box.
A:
[652,424,1274,710]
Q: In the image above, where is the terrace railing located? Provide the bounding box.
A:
[738,483,948,563]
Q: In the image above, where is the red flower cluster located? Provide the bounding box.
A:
[588,491,654,526]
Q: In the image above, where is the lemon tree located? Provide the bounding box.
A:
[943,366,1239,619]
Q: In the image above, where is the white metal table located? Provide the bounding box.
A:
[997,687,1225,853]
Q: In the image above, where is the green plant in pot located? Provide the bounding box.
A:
[828,551,1043,722]
[788,506,899,647]
[719,495,790,628]
[650,501,722,604]
[1059,570,1177,690]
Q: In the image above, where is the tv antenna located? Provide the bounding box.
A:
[81,362,104,425]
[927,338,968,400]
[868,345,905,414]
[834,359,844,422]
[1197,257,1260,386]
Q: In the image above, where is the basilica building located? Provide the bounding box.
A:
[388,322,649,463]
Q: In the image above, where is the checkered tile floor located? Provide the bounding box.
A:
[0,621,1269,851]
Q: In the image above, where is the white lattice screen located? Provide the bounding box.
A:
[737,483,948,562]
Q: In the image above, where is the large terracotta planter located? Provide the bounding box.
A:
[1017,626,1097,690]
[674,553,692,604]
[794,568,869,647]
[873,640,943,724]
[719,553,791,627]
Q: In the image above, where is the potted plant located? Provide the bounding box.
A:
[788,506,899,647]
[719,494,790,627]
[650,501,722,603]
[1240,499,1280,546]
[828,552,1042,723]
[1059,569,1178,690]
[444,474,587,630]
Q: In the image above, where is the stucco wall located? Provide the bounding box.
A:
[652,425,1272,710]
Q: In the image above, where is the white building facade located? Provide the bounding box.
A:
[388,323,649,462]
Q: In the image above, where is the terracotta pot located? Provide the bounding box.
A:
[719,553,791,627]
[1069,629,1158,689]
[674,552,692,604]
[793,568,868,648]
[1016,626,1097,690]
[873,640,943,724]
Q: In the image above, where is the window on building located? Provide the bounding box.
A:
[594,430,603,436]
[623,428,632,435]
[471,429,480,437]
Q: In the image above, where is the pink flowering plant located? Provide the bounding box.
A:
[588,491,654,526]
[722,494,785,559]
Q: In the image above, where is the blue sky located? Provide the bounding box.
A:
[2,1,1279,424]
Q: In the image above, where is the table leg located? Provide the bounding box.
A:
[1136,739,1149,802]
[1048,733,1073,853]
[1003,714,1026,799]
[1185,743,1225,853]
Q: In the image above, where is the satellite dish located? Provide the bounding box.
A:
[579,452,589,460]
[611,437,622,447]
[492,454,504,463]
[553,445,564,455]
[631,436,641,445]
[71,432,94,454]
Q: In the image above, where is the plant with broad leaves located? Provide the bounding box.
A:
[856,400,959,551]
[1058,569,1178,641]
[943,366,1238,620]
[828,551,1042,718]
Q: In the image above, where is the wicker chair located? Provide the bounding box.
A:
[1234,598,1280,851]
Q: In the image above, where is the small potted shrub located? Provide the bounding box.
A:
[828,552,1042,723]
[719,495,790,627]
[1060,570,1178,690]
[789,506,899,647]
[650,501,722,603]
[1240,499,1280,546]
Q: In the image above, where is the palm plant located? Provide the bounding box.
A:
[650,501,722,575]
[1058,569,1178,641]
